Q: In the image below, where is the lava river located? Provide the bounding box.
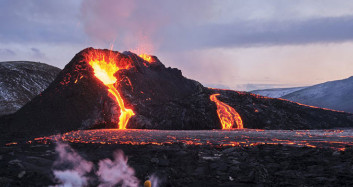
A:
[84,49,244,130]
[84,50,135,129]
[34,129,353,151]
[210,93,243,129]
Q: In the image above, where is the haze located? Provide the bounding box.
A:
[1,0,353,90]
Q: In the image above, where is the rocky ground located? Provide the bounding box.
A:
[1,142,353,186]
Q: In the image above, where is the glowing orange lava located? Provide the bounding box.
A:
[84,50,135,129]
[33,129,353,151]
[139,54,153,63]
[210,93,244,129]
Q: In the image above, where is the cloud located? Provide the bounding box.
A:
[79,1,353,53]
[1,0,353,89]
[2,0,353,51]
[0,48,16,57]
[2,0,353,50]
[159,16,353,50]
[31,48,46,59]
[0,0,84,44]
[80,0,218,53]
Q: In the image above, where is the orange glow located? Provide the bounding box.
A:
[139,54,153,63]
[84,50,135,129]
[107,85,135,129]
[210,93,243,129]
[35,128,353,151]
[5,142,18,146]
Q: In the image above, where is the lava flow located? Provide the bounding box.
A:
[210,93,243,129]
[84,50,135,129]
[34,129,353,151]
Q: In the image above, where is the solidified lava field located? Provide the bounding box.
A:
[2,129,353,186]
[37,129,353,151]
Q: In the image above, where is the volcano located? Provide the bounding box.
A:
[3,48,353,138]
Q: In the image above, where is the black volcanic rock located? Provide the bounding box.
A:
[119,51,218,130]
[5,49,122,137]
[3,143,353,186]
[0,61,60,116]
[2,48,353,138]
[3,48,219,138]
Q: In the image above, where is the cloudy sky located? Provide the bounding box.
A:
[1,0,353,90]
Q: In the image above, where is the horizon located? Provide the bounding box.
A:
[1,0,353,91]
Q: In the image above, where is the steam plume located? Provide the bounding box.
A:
[97,150,139,187]
[52,143,93,187]
[52,143,140,187]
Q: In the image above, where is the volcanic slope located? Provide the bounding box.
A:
[0,61,60,116]
[2,48,353,139]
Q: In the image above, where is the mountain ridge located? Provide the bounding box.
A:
[282,76,353,113]
[0,61,61,116]
[251,86,307,98]
[251,76,353,113]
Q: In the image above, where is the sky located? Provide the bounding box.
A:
[1,0,353,91]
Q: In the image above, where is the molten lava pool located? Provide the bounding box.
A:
[36,129,353,151]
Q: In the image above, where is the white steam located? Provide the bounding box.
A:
[52,143,93,187]
[52,143,139,187]
[53,171,86,187]
[97,150,139,187]
[149,174,161,187]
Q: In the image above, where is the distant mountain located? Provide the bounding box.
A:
[282,76,353,113]
[251,87,307,98]
[0,61,61,116]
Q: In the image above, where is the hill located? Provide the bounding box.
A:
[0,61,60,116]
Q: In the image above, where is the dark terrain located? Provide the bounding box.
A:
[1,48,353,186]
[0,61,60,116]
[2,128,353,186]
[1,142,353,186]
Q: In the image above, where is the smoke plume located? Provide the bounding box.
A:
[80,0,218,53]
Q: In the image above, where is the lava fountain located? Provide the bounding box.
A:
[210,94,243,129]
[84,50,135,129]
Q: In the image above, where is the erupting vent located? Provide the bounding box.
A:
[84,50,135,129]
[138,54,153,63]
[210,94,244,129]
[7,47,353,139]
